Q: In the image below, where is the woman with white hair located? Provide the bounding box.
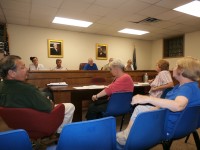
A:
[86,59,134,120]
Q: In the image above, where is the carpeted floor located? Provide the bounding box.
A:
[82,110,199,150]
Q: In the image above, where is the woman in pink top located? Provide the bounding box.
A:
[86,59,134,120]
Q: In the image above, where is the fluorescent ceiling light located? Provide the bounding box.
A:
[173,1,200,18]
[118,28,149,35]
[52,17,93,27]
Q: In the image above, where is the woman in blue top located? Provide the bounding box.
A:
[117,56,200,145]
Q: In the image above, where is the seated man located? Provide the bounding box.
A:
[83,58,98,70]
[53,59,67,70]
[0,55,75,133]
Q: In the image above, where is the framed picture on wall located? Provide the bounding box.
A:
[96,43,108,60]
[48,39,63,58]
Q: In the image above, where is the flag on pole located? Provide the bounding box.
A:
[133,46,137,70]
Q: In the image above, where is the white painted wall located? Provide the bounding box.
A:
[7,24,152,70]
[151,31,200,70]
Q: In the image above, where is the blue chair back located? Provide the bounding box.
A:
[103,92,133,117]
[119,109,166,150]
[0,129,32,150]
[160,87,173,98]
[164,105,200,140]
[56,117,116,150]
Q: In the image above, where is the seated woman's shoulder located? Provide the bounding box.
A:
[160,70,170,74]
[123,73,133,81]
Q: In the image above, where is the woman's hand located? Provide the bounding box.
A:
[150,87,158,92]
[92,95,98,101]
[148,79,154,84]
[131,94,150,105]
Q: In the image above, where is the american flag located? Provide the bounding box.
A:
[133,46,137,70]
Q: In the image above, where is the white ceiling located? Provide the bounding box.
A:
[1,0,200,40]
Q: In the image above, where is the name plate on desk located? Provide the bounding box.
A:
[73,85,107,90]
[47,82,68,86]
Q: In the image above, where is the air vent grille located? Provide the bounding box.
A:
[131,17,161,24]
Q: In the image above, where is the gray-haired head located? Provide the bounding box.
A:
[0,55,21,79]
[109,59,125,71]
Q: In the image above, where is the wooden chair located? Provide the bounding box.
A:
[79,63,87,70]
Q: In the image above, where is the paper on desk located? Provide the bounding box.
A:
[73,85,107,89]
[134,82,150,86]
[47,82,68,86]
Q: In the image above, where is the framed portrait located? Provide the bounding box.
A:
[48,39,63,58]
[96,43,108,60]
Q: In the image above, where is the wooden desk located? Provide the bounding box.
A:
[27,70,158,88]
[49,84,150,122]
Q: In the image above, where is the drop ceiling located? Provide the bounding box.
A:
[0,0,200,40]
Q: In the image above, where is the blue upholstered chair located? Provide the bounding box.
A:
[117,109,167,150]
[162,105,200,150]
[102,92,133,131]
[0,129,32,150]
[185,117,200,145]
[160,87,173,98]
[47,116,116,150]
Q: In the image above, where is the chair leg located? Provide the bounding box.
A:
[120,115,125,131]
[192,131,200,150]
[185,134,190,143]
[162,140,172,150]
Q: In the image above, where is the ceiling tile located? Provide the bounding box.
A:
[147,21,177,29]
[6,16,29,25]
[155,10,183,21]
[170,15,200,26]
[84,4,112,16]
[31,5,57,16]
[3,8,29,19]
[118,0,151,14]
[0,0,31,12]
[60,1,91,12]
[138,5,169,17]
[94,0,128,8]
[29,19,51,28]
[32,0,63,8]
[138,0,161,4]
[66,0,96,4]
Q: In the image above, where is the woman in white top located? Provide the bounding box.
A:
[29,57,45,70]
[125,59,134,71]
[148,59,174,98]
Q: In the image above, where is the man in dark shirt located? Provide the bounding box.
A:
[0,55,75,133]
[51,43,61,55]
